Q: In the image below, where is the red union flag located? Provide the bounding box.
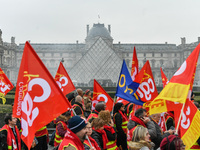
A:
[131,47,139,81]
[174,99,200,149]
[134,60,158,103]
[92,79,114,111]
[0,68,14,104]
[55,62,75,95]
[12,42,71,149]
[160,67,169,88]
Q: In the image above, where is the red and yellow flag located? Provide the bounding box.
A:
[55,62,75,96]
[160,67,169,88]
[12,42,71,149]
[92,79,114,112]
[149,43,200,115]
[131,47,139,81]
[174,99,200,149]
[0,68,14,104]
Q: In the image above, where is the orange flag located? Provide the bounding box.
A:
[160,67,169,88]
[174,99,200,149]
[92,79,114,111]
[55,62,75,95]
[0,68,14,104]
[131,47,139,81]
[149,43,200,114]
[12,42,71,149]
[134,60,158,103]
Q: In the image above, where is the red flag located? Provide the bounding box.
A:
[92,79,114,111]
[55,62,75,95]
[131,47,139,81]
[116,97,129,106]
[12,42,71,149]
[174,99,200,149]
[134,60,158,103]
[0,68,14,104]
[160,67,169,88]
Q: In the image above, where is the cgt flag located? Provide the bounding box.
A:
[160,67,169,88]
[131,47,139,81]
[12,42,71,149]
[0,68,14,104]
[134,60,158,103]
[151,43,200,104]
[174,99,200,149]
[92,79,114,111]
[55,62,75,96]
[116,60,144,105]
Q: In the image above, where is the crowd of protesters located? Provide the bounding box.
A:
[1,88,199,150]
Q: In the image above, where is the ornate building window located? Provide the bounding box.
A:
[151,59,155,68]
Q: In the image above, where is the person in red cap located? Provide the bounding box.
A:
[160,135,185,150]
[58,116,88,150]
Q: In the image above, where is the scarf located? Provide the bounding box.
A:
[104,125,115,134]
[131,116,147,127]
[64,129,85,150]
[118,110,128,121]
[92,127,109,149]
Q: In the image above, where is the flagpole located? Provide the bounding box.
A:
[111,96,116,117]
[175,102,186,135]
[162,113,167,131]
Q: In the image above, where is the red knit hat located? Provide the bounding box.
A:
[160,135,180,150]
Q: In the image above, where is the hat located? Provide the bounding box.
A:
[85,89,90,95]
[68,116,87,133]
[160,135,179,150]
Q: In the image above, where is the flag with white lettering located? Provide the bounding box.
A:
[12,41,71,149]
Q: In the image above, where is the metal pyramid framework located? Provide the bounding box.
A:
[69,37,122,86]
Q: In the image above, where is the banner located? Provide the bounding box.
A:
[55,62,75,95]
[12,41,71,149]
[0,68,14,104]
[116,60,144,105]
[92,79,114,111]
[131,47,139,81]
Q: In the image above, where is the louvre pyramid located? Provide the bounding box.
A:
[69,37,122,85]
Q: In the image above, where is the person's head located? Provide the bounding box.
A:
[4,113,17,127]
[114,102,124,114]
[160,135,185,150]
[150,113,161,123]
[98,110,111,124]
[91,118,105,130]
[95,101,106,112]
[77,88,83,97]
[68,116,88,142]
[132,126,150,142]
[75,95,82,104]
[85,89,91,97]
[135,108,147,119]
[86,122,92,136]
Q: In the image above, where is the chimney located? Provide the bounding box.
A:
[11,37,15,44]
[198,37,200,43]
[87,25,89,36]
[76,40,79,44]
[108,25,111,34]
[181,37,186,45]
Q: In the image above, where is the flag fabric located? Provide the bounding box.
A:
[92,79,114,111]
[131,47,139,81]
[160,67,169,88]
[151,43,200,104]
[116,97,130,106]
[55,62,75,95]
[148,43,200,115]
[116,60,144,105]
[174,99,200,149]
[12,41,71,149]
[0,68,14,104]
[134,60,158,103]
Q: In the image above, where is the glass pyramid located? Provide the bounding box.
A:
[69,37,123,86]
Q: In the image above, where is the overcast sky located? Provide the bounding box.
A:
[1,0,200,45]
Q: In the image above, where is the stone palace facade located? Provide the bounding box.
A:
[0,23,200,87]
